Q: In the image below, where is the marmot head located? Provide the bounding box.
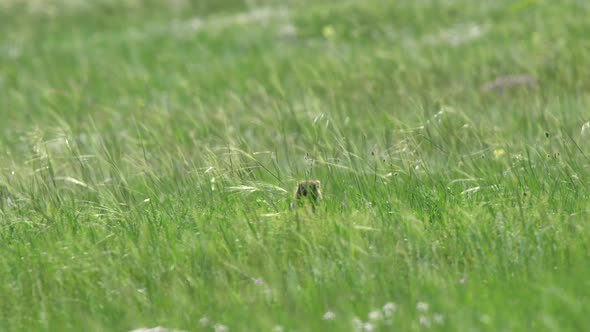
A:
[294,180,322,202]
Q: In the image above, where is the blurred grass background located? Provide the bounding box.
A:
[1,0,589,331]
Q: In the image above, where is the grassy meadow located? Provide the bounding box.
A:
[1,0,590,331]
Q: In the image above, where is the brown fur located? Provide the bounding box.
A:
[294,180,322,203]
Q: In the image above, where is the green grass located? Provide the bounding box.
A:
[1,0,590,331]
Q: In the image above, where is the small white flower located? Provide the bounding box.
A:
[383,302,396,313]
[368,310,382,321]
[419,315,431,327]
[129,327,186,332]
[362,322,375,332]
[382,302,396,318]
[416,302,429,311]
[323,311,336,320]
[272,325,284,332]
[582,122,590,137]
[213,323,228,332]
[351,317,363,331]
[199,317,210,327]
[433,313,444,324]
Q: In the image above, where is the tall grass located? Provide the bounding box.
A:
[1,0,589,331]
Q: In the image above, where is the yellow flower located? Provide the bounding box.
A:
[494,149,506,158]
[322,25,335,39]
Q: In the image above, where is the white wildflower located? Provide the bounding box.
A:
[272,325,284,332]
[368,310,383,321]
[419,315,431,327]
[382,302,397,317]
[214,323,228,332]
[199,317,210,327]
[323,311,336,320]
[433,313,444,324]
[362,322,375,332]
[582,122,590,137]
[416,302,429,311]
[351,317,363,331]
[129,327,186,332]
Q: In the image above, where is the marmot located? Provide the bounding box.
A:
[293,180,322,206]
